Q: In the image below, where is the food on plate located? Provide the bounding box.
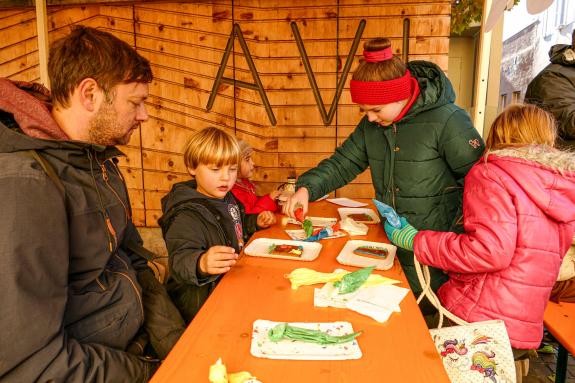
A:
[268,244,304,257]
[353,245,389,260]
[347,213,373,222]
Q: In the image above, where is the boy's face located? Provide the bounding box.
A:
[190,163,238,199]
[240,155,255,179]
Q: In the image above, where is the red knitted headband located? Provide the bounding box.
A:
[350,70,415,105]
[363,47,393,62]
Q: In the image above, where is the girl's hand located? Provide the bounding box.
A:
[257,211,276,228]
[269,190,282,200]
[283,187,309,219]
[198,246,238,275]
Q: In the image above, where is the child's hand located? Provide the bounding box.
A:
[269,190,282,200]
[257,211,277,228]
[198,246,238,275]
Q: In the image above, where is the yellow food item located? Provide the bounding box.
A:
[208,358,228,383]
[285,267,399,290]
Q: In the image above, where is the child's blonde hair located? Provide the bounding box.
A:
[485,104,557,150]
[183,127,240,170]
[237,139,254,159]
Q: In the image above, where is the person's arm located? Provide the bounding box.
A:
[251,194,278,213]
[438,109,485,185]
[163,210,219,286]
[526,71,575,140]
[414,165,518,274]
[296,120,370,201]
[0,166,152,383]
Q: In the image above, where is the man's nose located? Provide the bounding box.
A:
[137,104,149,122]
[366,111,377,122]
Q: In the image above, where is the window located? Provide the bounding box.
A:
[512,91,521,104]
[500,94,508,111]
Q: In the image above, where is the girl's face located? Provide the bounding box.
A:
[359,99,409,126]
[240,154,255,179]
[189,163,238,199]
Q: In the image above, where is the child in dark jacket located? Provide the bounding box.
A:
[159,127,276,323]
[231,139,280,214]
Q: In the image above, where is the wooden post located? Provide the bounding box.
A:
[35,0,50,89]
[472,0,504,137]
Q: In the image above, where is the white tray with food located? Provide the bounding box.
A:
[336,240,396,270]
[250,319,362,360]
[244,238,322,261]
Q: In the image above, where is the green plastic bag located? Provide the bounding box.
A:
[333,266,375,294]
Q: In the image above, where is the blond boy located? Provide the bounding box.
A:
[159,127,275,322]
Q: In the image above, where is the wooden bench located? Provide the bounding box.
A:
[543,301,575,383]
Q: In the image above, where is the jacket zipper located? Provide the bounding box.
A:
[111,270,145,321]
[99,159,130,223]
[390,124,397,210]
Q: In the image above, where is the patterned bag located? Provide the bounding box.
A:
[414,258,517,382]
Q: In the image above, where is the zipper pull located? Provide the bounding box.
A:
[101,164,109,182]
[393,124,397,134]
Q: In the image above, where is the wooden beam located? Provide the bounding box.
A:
[0,0,200,8]
[472,0,504,137]
[34,0,50,89]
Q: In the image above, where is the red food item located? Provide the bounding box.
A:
[353,246,389,260]
[269,244,304,257]
[294,207,305,222]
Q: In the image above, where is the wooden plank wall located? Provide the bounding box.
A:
[0,0,451,227]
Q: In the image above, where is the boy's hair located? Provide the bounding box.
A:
[485,104,557,150]
[237,139,254,159]
[352,37,406,82]
[49,25,153,107]
[183,127,240,170]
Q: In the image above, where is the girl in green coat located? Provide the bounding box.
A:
[284,38,485,312]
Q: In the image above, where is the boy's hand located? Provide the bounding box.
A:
[198,246,238,275]
[269,190,282,200]
[257,211,276,228]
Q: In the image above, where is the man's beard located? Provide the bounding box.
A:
[88,101,137,146]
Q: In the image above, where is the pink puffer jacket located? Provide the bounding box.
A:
[414,146,575,349]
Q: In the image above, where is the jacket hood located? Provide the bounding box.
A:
[0,79,123,168]
[161,180,206,213]
[486,146,575,223]
[549,44,575,66]
[404,60,455,120]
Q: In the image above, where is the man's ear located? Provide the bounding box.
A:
[76,78,102,112]
[187,167,196,177]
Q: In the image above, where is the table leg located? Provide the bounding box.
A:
[555,344,568,383]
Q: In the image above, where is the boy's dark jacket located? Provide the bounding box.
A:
[296,61,485,295]
[158,180,258,318]
[0,78,184,382]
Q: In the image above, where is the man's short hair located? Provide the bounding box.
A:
[48,25,152,107]
[183,127,240,171]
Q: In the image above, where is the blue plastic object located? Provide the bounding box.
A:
[372,199,401,228]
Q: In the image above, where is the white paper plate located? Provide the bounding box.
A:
[336,240,396,270]
[337,208,381,224]
[244,238,322,261]
[250,319,362,360]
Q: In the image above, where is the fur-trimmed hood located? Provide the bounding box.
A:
[484,145,575,224]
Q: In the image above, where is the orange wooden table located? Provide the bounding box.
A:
[151,201,449,382]
[543,301,575,383]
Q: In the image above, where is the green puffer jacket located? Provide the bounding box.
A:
[297,61,485,297]
[525,44,575,150]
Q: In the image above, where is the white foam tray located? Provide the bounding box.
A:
[244,238,322,261]
[336,239,396,270]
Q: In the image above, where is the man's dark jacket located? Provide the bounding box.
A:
[0,79,184,382]
[525,44,575,149]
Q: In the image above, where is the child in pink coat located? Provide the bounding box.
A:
[231,140,280,214]
[386,104,575,353]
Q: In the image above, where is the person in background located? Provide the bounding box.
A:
[284,37,484,310]
[0,26,185,382]
[525,30,575,150]
[159,127,276,323]
[231,139,280,214]
[385,104,575,362]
